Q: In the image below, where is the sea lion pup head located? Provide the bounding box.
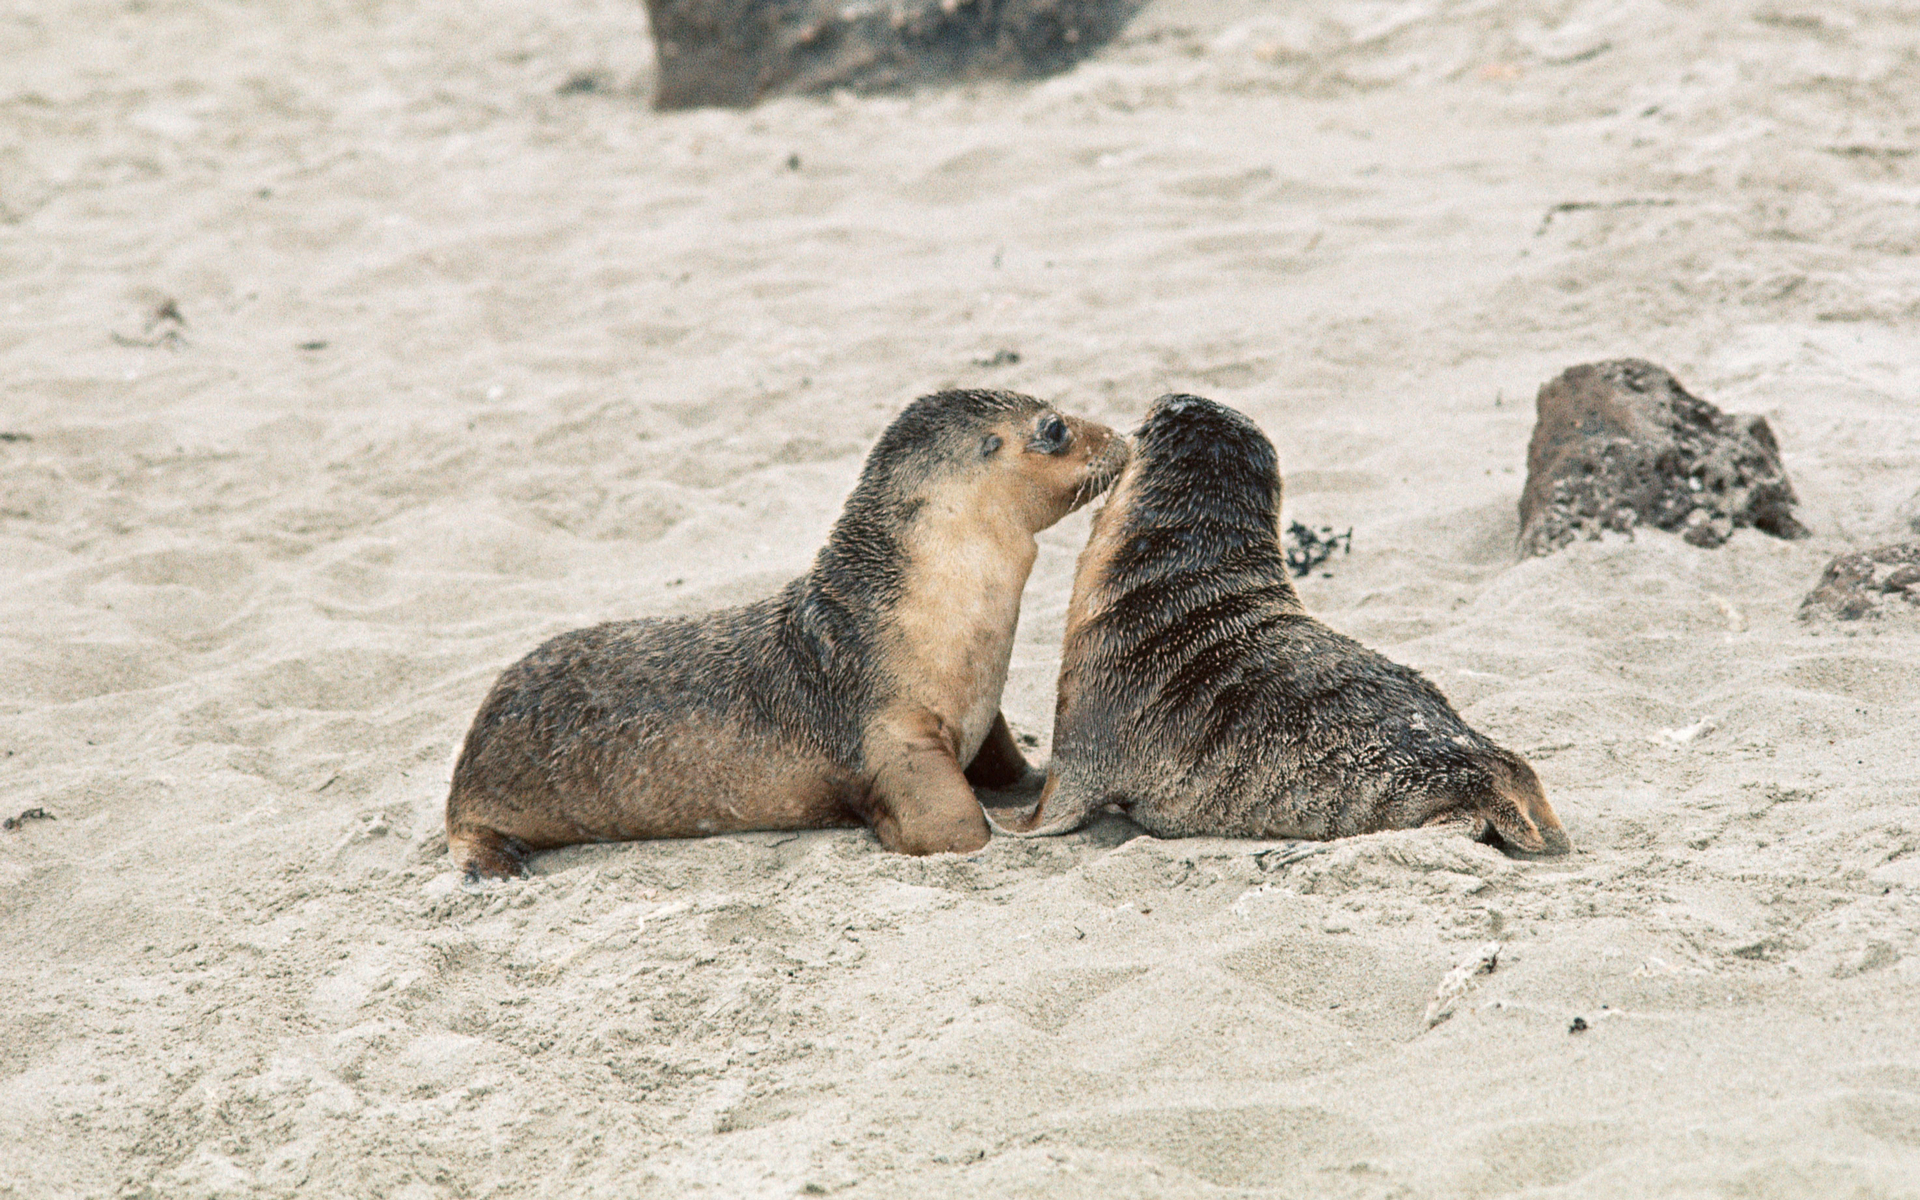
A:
[1102,391,1285,565]
[1053,392,1292,662]
[1000,393,1571,859]
[836,389,1129,549]
[817,388,1128,639]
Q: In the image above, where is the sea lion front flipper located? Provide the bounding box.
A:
[866,708,992,855]
[448,825,533,881]
[981,772,1098,838]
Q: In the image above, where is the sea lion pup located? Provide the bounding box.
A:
[992,393,1571,858]
[447,389,1126,880]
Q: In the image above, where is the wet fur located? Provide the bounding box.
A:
[447,389,1125,879]
[999,393,1570,858]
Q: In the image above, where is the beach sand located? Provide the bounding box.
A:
[3,0,1919,1195]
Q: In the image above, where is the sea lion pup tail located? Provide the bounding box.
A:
[1013,392,1572,858]
[1442,748,1572,859]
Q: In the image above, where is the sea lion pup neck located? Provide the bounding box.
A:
[995,393,1571,858]
[447,388,1126,880]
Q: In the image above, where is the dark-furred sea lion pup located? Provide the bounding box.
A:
[994,393,1570,857]
[446,389,1126,880]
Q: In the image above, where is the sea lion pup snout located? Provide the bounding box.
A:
[995,392,1571,859]
[446,388,1125,880]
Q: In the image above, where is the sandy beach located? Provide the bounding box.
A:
[3,0,1919,1194]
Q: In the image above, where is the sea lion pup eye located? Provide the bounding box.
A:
[1030,414,1072,454]
[444,388,1128,881]
[989,393,1571,860]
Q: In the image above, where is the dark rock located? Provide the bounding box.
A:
[641,0,1144,110]
[1283,521,1352,579]
[1517,359,1810,557]
[557,70,616,95]
[1800,542,1920,620]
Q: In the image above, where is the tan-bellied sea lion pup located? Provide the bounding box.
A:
[993,393,1570,857]
[447,389,1126,880]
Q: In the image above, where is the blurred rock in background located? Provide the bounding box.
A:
[643,0,1145,109]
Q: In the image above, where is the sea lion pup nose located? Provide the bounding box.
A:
[446,389,1127,880]
[992,393,1571,859]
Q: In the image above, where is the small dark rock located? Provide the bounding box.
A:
[642,0,1145,110]
[557,70,616,95]
[4,807,54,831]
[1800,541,1920,621]
[1284,522,1352,578]
[1517,359,1810,557]
[110,297,188,349]
[1569,1016,1589,1033]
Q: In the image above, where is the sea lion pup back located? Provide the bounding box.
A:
[448,389,1126,880]
[995,393,1570,857]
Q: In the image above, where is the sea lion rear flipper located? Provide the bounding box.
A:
[1472,755,1573,858]
[866,709,992,855]
[981,773,1097,838]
